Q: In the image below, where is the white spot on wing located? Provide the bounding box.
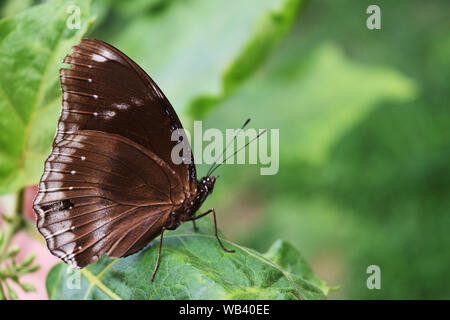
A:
[100,49,115,60]
[131,97,144,106]
[91,53,107,62]
[112,103,129,110]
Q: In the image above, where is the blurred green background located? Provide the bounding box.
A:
[1,0,449,299]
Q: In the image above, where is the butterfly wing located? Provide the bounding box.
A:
[33,38,197,267]
[34,130,183,268]
[59,38,196,195]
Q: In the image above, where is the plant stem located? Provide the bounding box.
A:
[24,219,44,244]
[0,281,6,299]
[0,189,25,263]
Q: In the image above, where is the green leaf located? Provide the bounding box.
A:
[17,282,36,292]
[0,283,6,300]
[102,0,303,120]
[5,244,19,258]
[25,265,40,273]
[0,0,33,19]
[20,252,36,268]
[46,220,327,300]
[5,281,18,299]
[264,239,330,296]
[204,42,417,165]
[0,0,93,194]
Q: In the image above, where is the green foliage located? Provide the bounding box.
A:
[0,191,40,300]
[203,41,416,165]
[93,0,303,121]
[0,247,40,299]
[205,0,450,299]
[0,0,34,18]
[0,0,93,195]
[46,220,327,300]
[188,0,303,119]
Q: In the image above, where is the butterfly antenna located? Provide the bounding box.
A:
[208,129,267,177]
[206,118,251,177]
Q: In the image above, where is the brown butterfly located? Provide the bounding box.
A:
[32,39,244,281]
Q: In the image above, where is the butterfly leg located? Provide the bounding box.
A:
[189,209,235,253]
[192,220,199,232]
[211,209,235,253]
[151,227,166,282]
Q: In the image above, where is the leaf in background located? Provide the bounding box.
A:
[0,0,34,18]
[46,220,328,300]
[204,42,417,165]
[99,0,303,120]
[252,0,450,300]
[0,0,93,194]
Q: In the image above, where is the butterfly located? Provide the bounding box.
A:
[32,39,243,281]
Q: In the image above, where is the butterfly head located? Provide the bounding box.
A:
[200,176,218,195]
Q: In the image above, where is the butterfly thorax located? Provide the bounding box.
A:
[189,176,217,214]
[164,176,217,230]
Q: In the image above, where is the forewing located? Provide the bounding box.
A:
[59,38,196,195]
